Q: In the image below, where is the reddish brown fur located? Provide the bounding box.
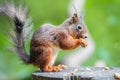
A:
[28,14,88,72]
[56,31,86,50]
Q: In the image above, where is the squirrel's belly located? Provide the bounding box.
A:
[50,46,60,65]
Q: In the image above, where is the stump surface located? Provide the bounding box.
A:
[32,66,120,80]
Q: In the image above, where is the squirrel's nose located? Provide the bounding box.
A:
[83,33,88,39]
[84,35,87,38]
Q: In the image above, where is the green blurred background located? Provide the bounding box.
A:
[0,0,120,80]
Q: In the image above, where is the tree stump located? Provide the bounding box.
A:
[32,66,120,80]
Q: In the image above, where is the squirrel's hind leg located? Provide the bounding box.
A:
[38,47,66,72]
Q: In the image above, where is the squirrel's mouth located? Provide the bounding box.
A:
[76,34,87,39]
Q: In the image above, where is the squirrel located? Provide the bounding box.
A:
[0,3,88,72]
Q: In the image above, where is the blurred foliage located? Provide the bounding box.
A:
[0,0,120,80]
[84,0,120,66]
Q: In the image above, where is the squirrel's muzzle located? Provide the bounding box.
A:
[76,33,88,39]
[82,33,88,39]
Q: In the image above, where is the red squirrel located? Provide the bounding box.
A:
[0,3,88,72]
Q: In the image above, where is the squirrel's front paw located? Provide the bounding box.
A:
[80,39,88,48]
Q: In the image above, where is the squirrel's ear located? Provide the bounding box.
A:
[69,13,79,24]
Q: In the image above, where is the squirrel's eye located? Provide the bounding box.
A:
[78,25,82,29]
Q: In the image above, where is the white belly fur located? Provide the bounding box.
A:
[51,46,60,65]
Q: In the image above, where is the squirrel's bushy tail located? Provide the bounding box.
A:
[0,3,33,63]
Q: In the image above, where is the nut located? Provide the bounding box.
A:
[114,73,120,80]
[71,69,78,75]
[104,67,110,70]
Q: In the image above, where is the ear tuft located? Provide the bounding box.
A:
[74,13,77,17]
[69,13,79,24]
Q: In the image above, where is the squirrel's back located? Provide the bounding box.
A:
[30,23,69,47]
